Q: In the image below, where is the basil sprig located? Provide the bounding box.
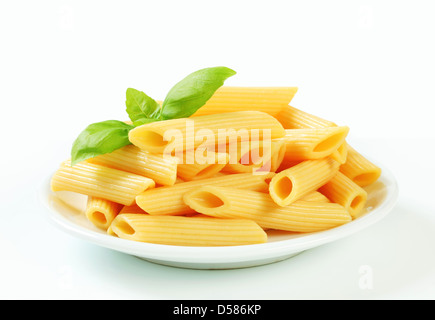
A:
[71,66,236,165]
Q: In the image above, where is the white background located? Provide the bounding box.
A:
[1,0,434,299]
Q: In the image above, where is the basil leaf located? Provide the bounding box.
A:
[125,88,161,126]
[71,120,134,166]
[160,66,236,119]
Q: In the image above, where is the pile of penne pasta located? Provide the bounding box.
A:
[51,87,382,247]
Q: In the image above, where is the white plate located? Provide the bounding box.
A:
[39,164,398,270]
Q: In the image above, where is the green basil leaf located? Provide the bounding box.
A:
[71,120,134,166]
[125,88,161,126]
[160,66,236,119]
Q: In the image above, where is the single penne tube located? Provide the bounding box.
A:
[109,214,267,246]
[177,152,229,181]
[276,105,350,164]
[319,172,368,219]
[135,172,273,216]
[276,105,337,129]
[85,196,123,230]
[86,144,178,186]
[128,111,285,154]
[183,186,351,233]
[269,158,340,206]
[301,191,330,203]
[192,86,298,117]
[339,144,382,187]
[51,160,155,206]
[278,127,349,161]
[223,139,286,174]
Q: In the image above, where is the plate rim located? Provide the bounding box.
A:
[39,162,399,265]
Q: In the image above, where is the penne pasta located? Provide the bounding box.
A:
[51,160,155,206]
[279,127,349,161]
[183,186,352,232]
[276,105,337,129]
[177,152,229,181]
[85,196,123,230]
[276,105,348,164]
[87,144,178,186]
[135,172,272,216]
[128,111,285,154]
[269,158,340,206]
[109,214,267,246]
[301,191,331,203]
[192,86,298,117]
[319,172,368,219]
[339,144,382,187]
[223,139,286,174]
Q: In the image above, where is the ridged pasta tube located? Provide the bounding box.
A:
[177,152,229,181]
[276,105,337,129]
[128,111,285,154]
[109,214,267,246]
[276,105,348,164]
[87,145,178,186]
[51,160,155,206]
[183,186,352,232]
[223,140,286,174]
[339,144,382,187]
[269,158,340,206]
[135,172,272,216]
[279,127,349,161]
[85,197,123,230]
[192,86,298,117]
[319,172,368,219]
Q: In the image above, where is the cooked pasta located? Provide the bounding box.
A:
[301,191,331,203]
[279,127,349,161]
[128,111,285,154]
[269,158,340,206]
[177,152,229,181]
[85,196,123,230]
[51,76,384,248]
[51,160,155,206]
[223,139,286,174]
[135,172,272,216]
[319,172,368,219]
[183,186,351,232]
[110,214,267,246]
[87,144,178,186]
[339,144,382,187]
[276,105,336,129]
[192,86,298,117]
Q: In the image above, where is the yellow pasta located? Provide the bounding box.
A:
[119,203,148,214]
[340,144,382,187]
[86,144,178,186]
[269,158,340,206]
[135,172,272,216]
[177,152,229,181]
[51,160,155,206]
[276,105,348,164]
[183,186,351,232]
[109,214,267,246]
[192,86,298,117]
[276,105,337,129]
[223,139,286,174]
[128,111,285,154]
[85,196,123,230]
[279,127,349,161]
[329,142,348,164]
[301,191,331,203]
[319,172,368,219]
